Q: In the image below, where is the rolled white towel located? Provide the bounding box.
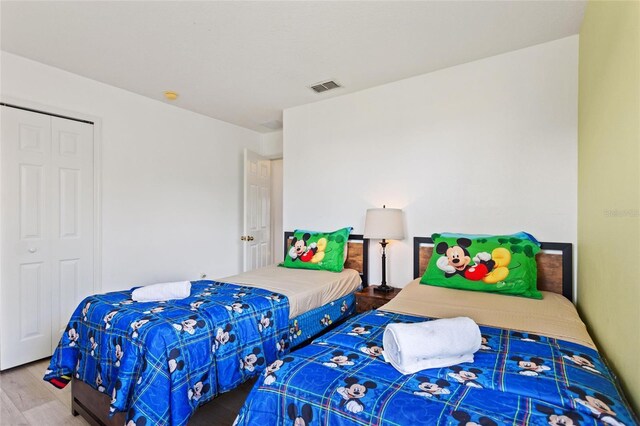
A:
[382,317,481,374]
[131,281,192,302]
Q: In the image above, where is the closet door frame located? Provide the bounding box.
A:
[0,96,103,363]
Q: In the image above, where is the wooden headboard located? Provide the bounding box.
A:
[284,232,369,287]
[413,237,573,300]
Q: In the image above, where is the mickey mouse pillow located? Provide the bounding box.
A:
[282,227,352,272]
[420,232,542,299]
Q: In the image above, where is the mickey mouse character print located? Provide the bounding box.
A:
[113,337,124,367]
[561,350,602,374]
[65,322,80,347]
[213,324,236,352]
[103,309,119,329]
[568,385,627,426]
[172,315,205,335]
[413,377,451,399]
[168,348,185,374]
[511,356,551,376]
[435,238,511,284]
[188,374,210,402]
[480,334,492,350]
[336,377,377,414]
[288,233,327,264]
[323,350,359,368]
[258,311,273,332]
[241,347,265,373]
[359,342,384,358]
[287,403,313,426]
[535,404,583,426]
[451,410,498,426]
[126,408,147,426]
[448,366,484,388]
[263,356,294,385]
[130,316,155,339]
[347,324,372,336]
[512,331,542,343]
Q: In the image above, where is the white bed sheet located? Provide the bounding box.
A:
[380,279,595,348]
[219,264,361,318]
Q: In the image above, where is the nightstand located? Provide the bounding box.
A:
[355,286,402,313]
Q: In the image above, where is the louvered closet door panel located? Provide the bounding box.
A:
[0,106,53,369]
[50,117,94,346]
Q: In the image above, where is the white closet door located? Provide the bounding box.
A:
[50,117,94,347]
[1,107,54,369]
[0,106,95,369]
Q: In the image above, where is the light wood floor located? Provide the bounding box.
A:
[0,358,254,425]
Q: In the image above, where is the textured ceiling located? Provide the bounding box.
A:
[1,1,585,132]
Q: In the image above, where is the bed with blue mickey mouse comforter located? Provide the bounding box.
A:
[44,265,361,426]
[235,280,638,426]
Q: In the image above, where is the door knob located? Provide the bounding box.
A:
[28,248,37,253]
[247,236,254,241]
[240,236,247,241]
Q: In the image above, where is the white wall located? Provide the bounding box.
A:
[271,159,284,263]
[260,130,284,263]
[1,51,262,292]
[284,36,578,289]
[260,129,283,159]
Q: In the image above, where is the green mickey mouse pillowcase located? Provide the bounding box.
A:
[420,232,542,299]
[282,227,352,272]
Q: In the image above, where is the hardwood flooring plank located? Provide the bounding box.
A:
[0,388,29,425]
[22,400,89,426]
[0,367,56,412]
[25,358,51,381]
[24,358,73,410]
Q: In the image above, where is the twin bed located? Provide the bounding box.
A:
[45,233,637,426]
[234,237,637,426]
[45,233,368,426]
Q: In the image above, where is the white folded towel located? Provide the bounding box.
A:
[131,281,192,302]
[382,316,481,374]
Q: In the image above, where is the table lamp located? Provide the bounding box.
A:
[364,205,405,293]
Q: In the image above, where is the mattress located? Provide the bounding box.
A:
[380,279,594,348]
[220,264,362,318]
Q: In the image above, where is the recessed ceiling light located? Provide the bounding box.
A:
[163,91,179,101]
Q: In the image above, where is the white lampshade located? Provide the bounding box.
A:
[364,207,405,240]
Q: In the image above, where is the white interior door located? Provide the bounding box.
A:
[0,106,94,369]
[1,107,53,369]
[50,117,95,347]
[243,149,271,272]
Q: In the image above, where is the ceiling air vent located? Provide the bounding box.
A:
[310,80,341,93]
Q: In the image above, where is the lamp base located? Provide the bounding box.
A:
[373,284,395,293]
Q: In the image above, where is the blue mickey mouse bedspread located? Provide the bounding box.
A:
[44,280,290,426]
[235,310,638,426]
